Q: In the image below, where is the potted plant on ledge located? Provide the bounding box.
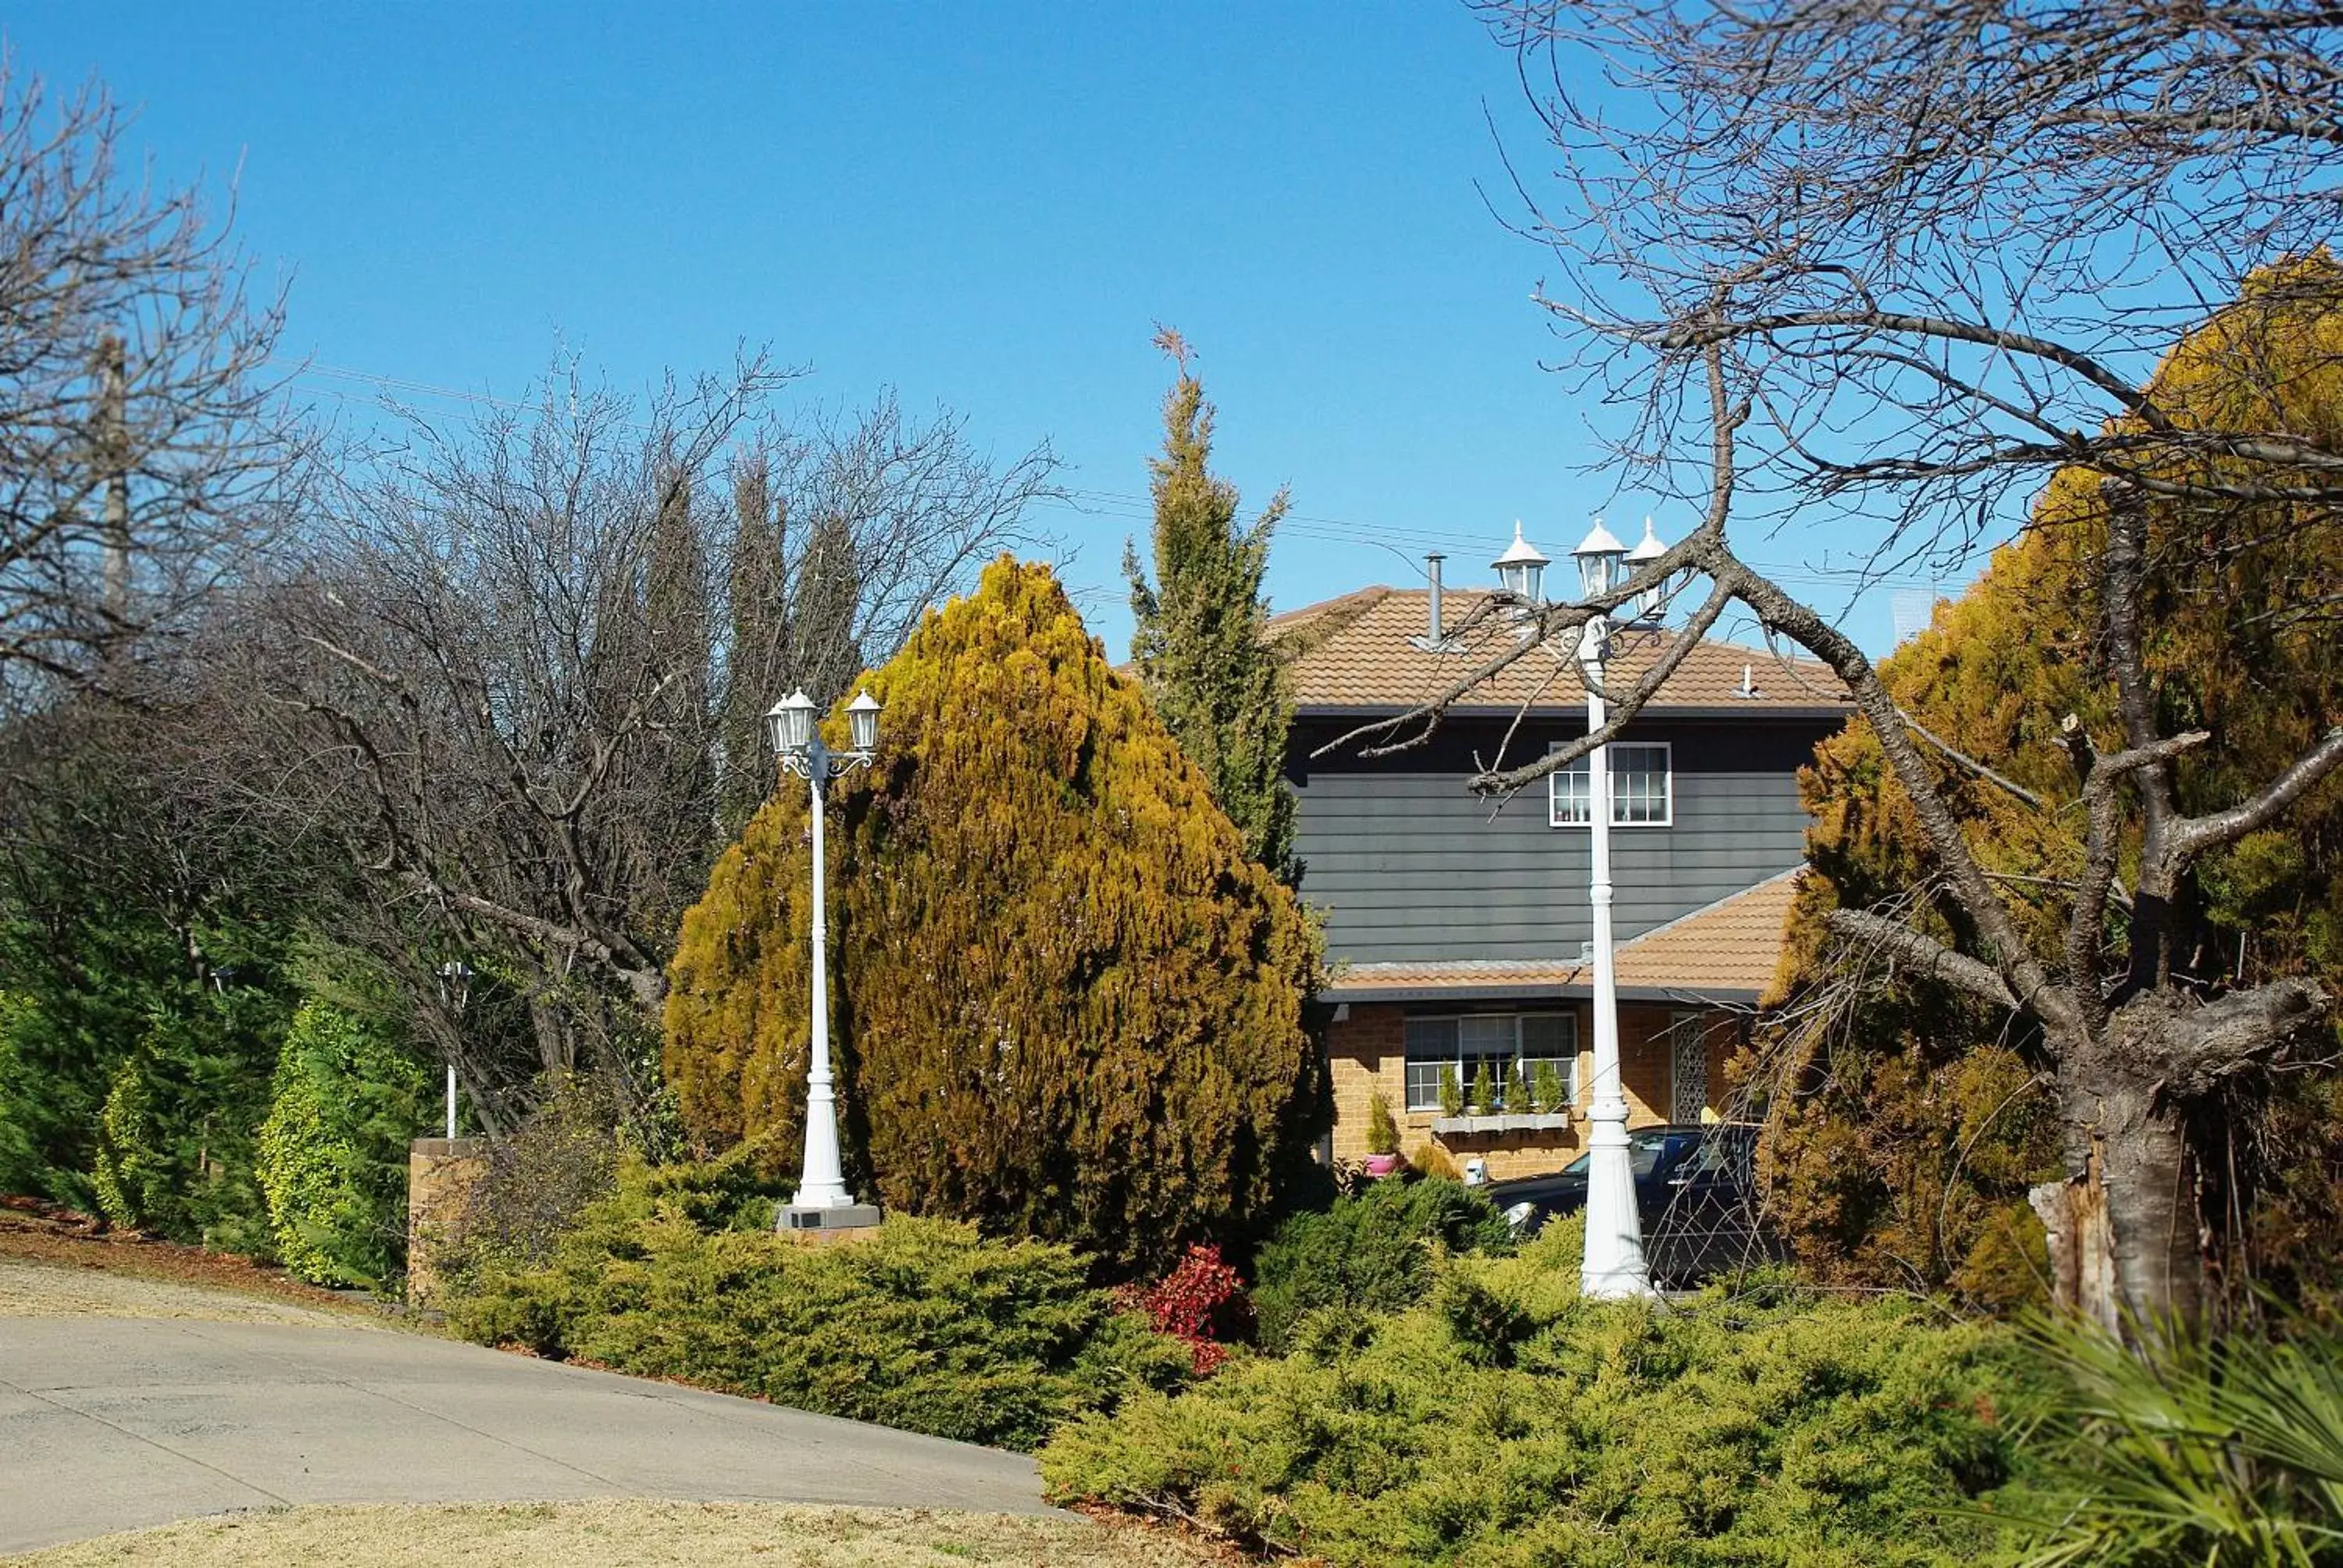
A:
[1363,1091,1403,1178]
[1469,1060,1498,1119]
[1534,1060,1569,1124]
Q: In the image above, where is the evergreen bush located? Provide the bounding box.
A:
[91,1054,162,1231]
[90,993,285,1250]
[255,1000,430,1288]
[1124,333,1299,884]
[1407,1141,1461,1181]
[1438,1064,1464,1118]
[0,992,41,1197]
[1250,1178,1514,1353]
[1043,1221,2031,1566]
[1533,1059,1567,1114]
[446,1158,1191,1451]
[665,558,1325,1270]
[1364,1091,1400,1157]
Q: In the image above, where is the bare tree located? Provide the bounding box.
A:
[717,394,1060,832]
[0,65,293,705]
[200,362,1055,1118]
[1338,2,2343,1326]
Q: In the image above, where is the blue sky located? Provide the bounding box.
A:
[14,4,1945,654]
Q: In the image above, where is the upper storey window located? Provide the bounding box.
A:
[1549,742,1672,828]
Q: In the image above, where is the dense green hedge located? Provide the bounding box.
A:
[445,1157,1192,1450]
[1250,1177,1514,1353]
[1042,1222,2030,1566]
[255,1001,430,1288]
[90,994,286,1252]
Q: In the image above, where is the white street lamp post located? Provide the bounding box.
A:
[1571,521,1657,1300]
[433,960,473,1141]
[766,686,886,1234]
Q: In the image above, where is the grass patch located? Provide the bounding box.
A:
[11,1500,1234,1567]
[0,1196,383,1319]
[0,1255,388,1327]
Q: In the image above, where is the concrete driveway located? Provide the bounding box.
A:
[0,1316,1054,1555]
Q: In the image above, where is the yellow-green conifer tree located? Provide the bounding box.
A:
[665,558,1325,1268]
[1759,257,2343,1311]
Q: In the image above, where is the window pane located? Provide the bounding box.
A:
[1519,1014,1574,1056]
[1404,1017,1457,1054]
[1609,743,1670,825]
[1403,1017,1457,1113]
[1555,746,1670,825]
[1458,1015,1511,1052]
[1550,755,1591,825]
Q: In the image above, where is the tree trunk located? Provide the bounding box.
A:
[2030,1052,2201,1331]
[527,989,573,1076]
[2030,980,2327,1329]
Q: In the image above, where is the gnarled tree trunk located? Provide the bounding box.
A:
[2032,982,2328,1328]
[2031,1060,2200,1330]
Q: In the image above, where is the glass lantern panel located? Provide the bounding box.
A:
[1577,551,1617,598]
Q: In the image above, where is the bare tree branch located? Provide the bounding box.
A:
[1824,907,2020,1010]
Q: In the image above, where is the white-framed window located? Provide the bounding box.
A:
[1549,741,1673,828]
[1401,1011,1578,1113]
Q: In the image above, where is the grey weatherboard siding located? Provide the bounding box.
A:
[1289,715,1831,965]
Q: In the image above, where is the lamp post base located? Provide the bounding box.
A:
[1580,1110,1657,1301]
[777,1202,883,1245]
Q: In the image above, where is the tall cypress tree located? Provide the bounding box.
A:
[1125,330,1299,884]
[665,558,1325,1268]
[719,455,790,838]
[788,508,863,711]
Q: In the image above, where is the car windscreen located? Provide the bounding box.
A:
[1678,1128,1755,1180]
[1627,1128,1681,1177]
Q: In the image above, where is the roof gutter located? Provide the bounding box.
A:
[1317,978,1764,1007]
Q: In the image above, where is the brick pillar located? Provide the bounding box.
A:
[406,1137,487,1306]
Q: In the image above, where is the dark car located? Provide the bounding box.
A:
[1643,1122,1781,1288]
[1487,1123,1780,1288]
[1484,1124,1705,1234]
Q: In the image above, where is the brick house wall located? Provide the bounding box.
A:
[1325,1000,1736,1184]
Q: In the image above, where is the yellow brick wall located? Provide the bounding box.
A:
[406,1136,487,1306]
[1325,1001,1731,1185]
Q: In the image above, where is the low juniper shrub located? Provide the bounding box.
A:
[1042,1220,2032,1567]
[1250,1176,1514,1353]
[444,1155,1192,1450]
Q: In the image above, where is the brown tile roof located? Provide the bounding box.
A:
[1321,869,1805,1005]
[1271,587,1850,715]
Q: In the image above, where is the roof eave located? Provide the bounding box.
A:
[1292,702,1853,722]
[1318,978,1763,1006]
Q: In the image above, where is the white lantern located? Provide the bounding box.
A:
[1624,516,1669,625]
[1492,521,1550,604]
[846,689,882,754]
[1573,519,1626,600]
[766,690,817,757]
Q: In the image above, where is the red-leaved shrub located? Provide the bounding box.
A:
[1117,1242,1249,1374]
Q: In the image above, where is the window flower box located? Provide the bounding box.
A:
[1432,1112,1574,1137]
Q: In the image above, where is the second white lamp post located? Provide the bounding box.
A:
[1570,522,1658,1299]
[766,686,886,1235]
